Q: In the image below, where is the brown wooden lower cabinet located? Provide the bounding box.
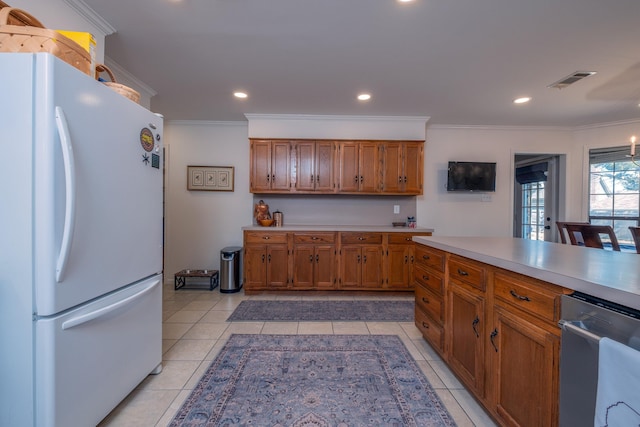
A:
[243,230,431,292]
[414,244,569,427]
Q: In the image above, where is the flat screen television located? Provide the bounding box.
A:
[447,161,496,192]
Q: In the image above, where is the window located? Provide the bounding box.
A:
[589,146,640,247]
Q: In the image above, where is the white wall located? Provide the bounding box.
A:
[164,121,252,277]
[420,125,576,236]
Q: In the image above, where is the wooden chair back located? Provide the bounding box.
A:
[563,224,621,251]
[555,221,590,244]
[629,226,640,254]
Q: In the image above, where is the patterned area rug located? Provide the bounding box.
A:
[170,334,457,427]
[226,300,414,322]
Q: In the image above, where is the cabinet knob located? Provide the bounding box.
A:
[423,255,430,260]
[263,236,270,240]
[422,275,430,281]
[422,297,429,304]
[422,322,430,329]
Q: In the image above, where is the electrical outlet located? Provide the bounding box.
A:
[481,194,492,202]
[393,205,400,214]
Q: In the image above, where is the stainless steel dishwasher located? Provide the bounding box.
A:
[558,292,640,427]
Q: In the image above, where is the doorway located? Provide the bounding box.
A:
[513,155,561,242]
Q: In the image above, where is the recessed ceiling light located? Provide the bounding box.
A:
[397,0,414,3]
[513,97,531,104]
[234,92,248,99]
[357,93,371,101]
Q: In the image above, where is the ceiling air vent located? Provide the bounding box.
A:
[548,71,596,89]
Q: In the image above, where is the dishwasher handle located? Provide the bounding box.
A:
[559,319,603,343]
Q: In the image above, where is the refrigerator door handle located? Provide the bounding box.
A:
[54,106,77,283]
[61,279,160,330]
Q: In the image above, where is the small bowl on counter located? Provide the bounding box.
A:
[258,219,275,227]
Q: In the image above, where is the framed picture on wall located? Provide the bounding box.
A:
[187,166,234,191]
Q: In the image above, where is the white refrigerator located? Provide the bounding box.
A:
[0,53,164,427]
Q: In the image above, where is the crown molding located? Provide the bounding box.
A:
[244,114,430,123]
[166,120,248,127]
[427,123,573,132]
[103,56,157,97]
[63,0,116,35]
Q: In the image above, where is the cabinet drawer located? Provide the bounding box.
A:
[244,232,288,244]
[415,306,444,353]
[415,285,443,323]
[414,245,445,272]
[388,233,430,244]
[414,264,444,294]
[293,232,336,244]
[340,232,383,245]
[448,255,486,292]
[494,271,563,324]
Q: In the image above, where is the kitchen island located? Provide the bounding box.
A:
[242,225,433,292]
[412,235,640,427]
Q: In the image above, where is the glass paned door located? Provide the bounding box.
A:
[521,181,546,240]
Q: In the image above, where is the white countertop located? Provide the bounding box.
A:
[243,225,434,233]
[413,236,640,310]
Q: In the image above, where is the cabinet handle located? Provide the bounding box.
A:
[271,174,275,181]
[363,255,367,263]
[490,328,499,352]
[360,175,363,183]
[268,254,271,262]
[398,176,403,183]
[309,255,313,262]
[472,316,480,338]
[405,255,408,263]
[358,237,365,241]
[316,254,319,263]
[316,175,320,183]
[422,275,430,281]
[457,268,469,277]
[422,321,430,329]
[311,174,314,182]
[262,236,271,240]
[422,296,429,304]
[311,236,318,240]
[422,255,430,260]
[509,289,531,302]
[261,254,265,263]
[266,174,270,182]
[357,255,361,263]
[354,175,359,183]
[410,255,414,263]
[405,237,411,241]
[404,176,407,183]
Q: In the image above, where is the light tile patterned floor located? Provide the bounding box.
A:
[98,284,498,426]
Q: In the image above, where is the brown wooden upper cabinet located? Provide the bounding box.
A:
[381,141,423,194]
[250,138,423,195]
[336,141,379,193]
[293,140,335,193]
[250,140,291,192]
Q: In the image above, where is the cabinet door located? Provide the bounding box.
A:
[340,246,361,287]
[361,246,383,287]
[271,141,291,191]
[314,245,336,289]
[315,141,335,192]
[250,140,272,191]
[382,143,403,193]
[294,141,315,191]
[244,245,267,289]
[292,245,314,288]
[403,142,423,194]
[491,306,559,427]
[448,284,486,398]
[266,244,289,288]
[387,244,410,289]
[337,142,359,192]
[359,142,379,193]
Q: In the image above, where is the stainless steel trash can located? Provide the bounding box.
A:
[220,246,243,293]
